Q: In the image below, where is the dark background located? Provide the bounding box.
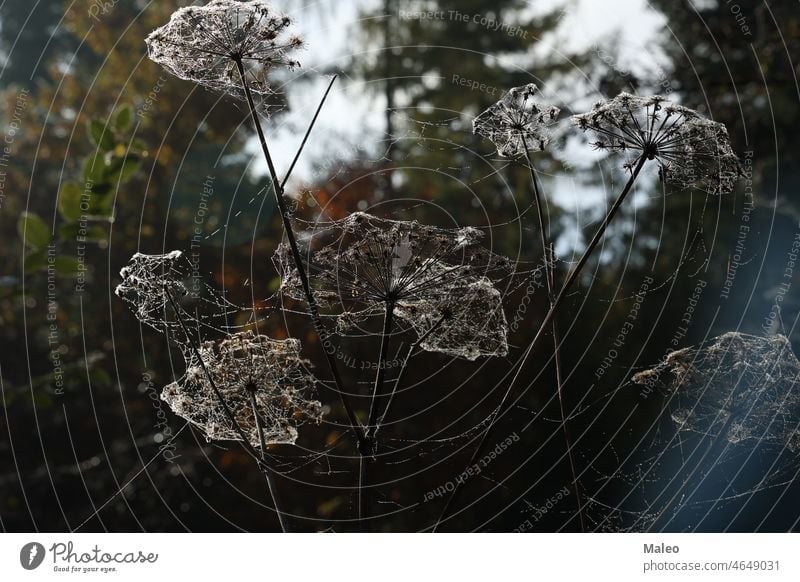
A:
[1,0,798,532]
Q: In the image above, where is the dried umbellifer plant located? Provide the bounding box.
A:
[472,83,585,530]
[434,92,744,531]
[162,331,322,449]
[135,0,363,532]
[273,211,514,522]
[114,0,753,535]
[626,332,800,531]
[145,0,302,110]
[116,251,322,532]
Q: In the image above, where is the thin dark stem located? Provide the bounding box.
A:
[360,315,449,529]
[432,155,648,532]
[358,455,369,531]
[522,138,586,532]
[279,75,337,191]
[373,314,448,443]
[382,0,395,171]
[248,390,289,533]
[164,289,287,532]
[360,299,396,529]
[164,288,259,460]
[367,300,396,434]
[233,59,367,449]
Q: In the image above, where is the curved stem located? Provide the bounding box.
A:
[373,314,448,443]
[360,300,396,529]
[522,138,586,532]
[248,390,289,533]
[432,155,648,532]
[164,289,259,460]
[367,300,396,434]
[233,59,367,449]
[164,290,287,531]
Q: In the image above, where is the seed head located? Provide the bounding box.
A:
[162,331,322,447]
[572,93,742,194]
[274,212,513,360]
[145,0,301,106]
[473,83,560,158]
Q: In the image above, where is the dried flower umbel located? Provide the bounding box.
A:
[145,0,301,103]
[437,93,744,530]
[473,82,584,528]
[633,332,800,452]
[572,93,741,194]
[394,277,508,361]
[162,331,322,447]
[473,83,560,157]
[115,251,186,324]
[274,212,512,360]
[115,250,243,349]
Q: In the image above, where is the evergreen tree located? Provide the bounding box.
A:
[351,0,579,228]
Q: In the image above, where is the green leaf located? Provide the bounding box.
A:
[58,182,83,222]
[60,223,108,242]
[54,256,81,276]
[114,105,133,132]
[17,212,51,249]
[61,186,114,220]
[82,225,108,242]
[88,119,115,150]
[130,139,147,154]
[23,249,47,272]
[83,152,108,184]
[106,154,140,184]
[59,223,79,239]
[88,193,115,218]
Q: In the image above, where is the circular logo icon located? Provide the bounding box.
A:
[19,542,46,570]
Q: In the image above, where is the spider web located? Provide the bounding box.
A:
[273,211,517,361]
[583,332,800,532]
[113,248,527,497]
[114,250,258,353]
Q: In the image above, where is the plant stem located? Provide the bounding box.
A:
[432,155,648,532]
[164,289,287,531]
[373,314,448,444]
[367,300,396,434]
[522,137,585,532]
[233,59,367,449]
[248,390,289,533]
[280,75,337,192]
[357,455,369,531]
[359,315,449,530]
[360,300,396,528]
[164,289,259,459]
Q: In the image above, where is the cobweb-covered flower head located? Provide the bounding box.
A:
[572,93,741,194]
[275,212,512,309]
[274,212,513,359]
[115,251,187,329]
[394,277,508,361]
[145,0,301,103]
[116,250,248,354]
[633,332,800,452]
[162,331,322,447]
[473,83,560,157]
